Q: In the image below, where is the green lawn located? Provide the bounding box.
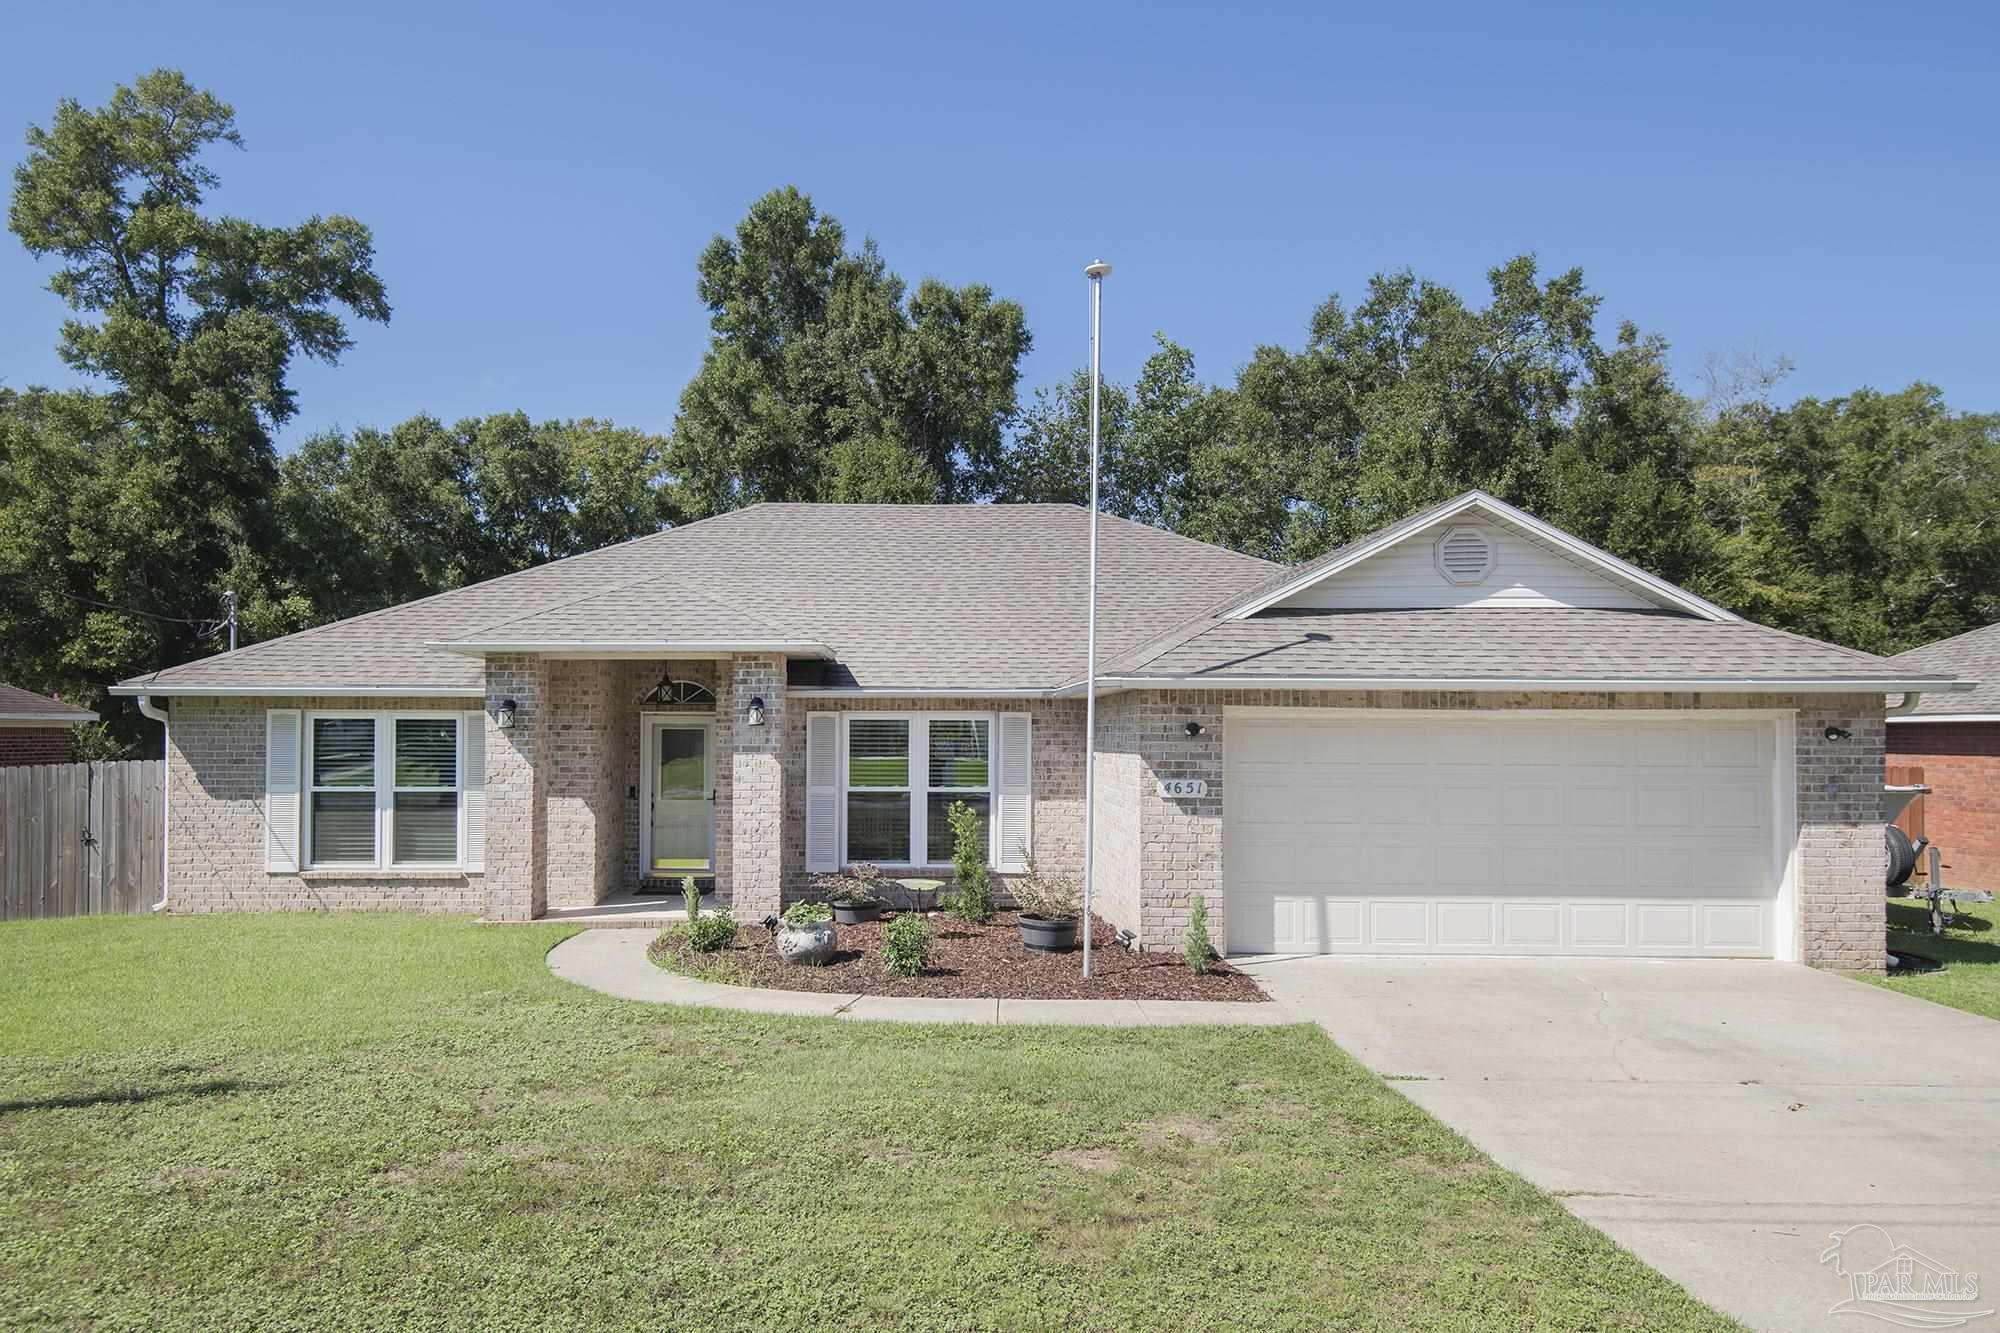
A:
[1868,897,2000,1020]
[0,915,1734,1332]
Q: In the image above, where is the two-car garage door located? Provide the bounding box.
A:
[1224,712,1784,957]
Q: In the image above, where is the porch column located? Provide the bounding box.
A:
[727,653,786,920]
[484,654,550,921]
[544,659,620,909]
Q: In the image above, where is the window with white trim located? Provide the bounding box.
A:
[839,714,993,867]
[304,712,462,868]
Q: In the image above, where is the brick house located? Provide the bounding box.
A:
[1887,622,2000,889]
[0,683,96,767]
[111,492,1973,971]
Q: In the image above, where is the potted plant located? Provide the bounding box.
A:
[815,864,890,924]
[1012,859,1081,953]
[773,900,838,966]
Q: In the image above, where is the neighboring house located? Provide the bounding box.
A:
[111,492,1973,970]
[0,683,97,767]
[1886,622,2000,888]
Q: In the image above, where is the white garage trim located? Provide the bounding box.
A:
[1222,708,1799,960]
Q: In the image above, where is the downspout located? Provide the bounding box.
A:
[1887,691,1925,717]
[135,694,171,912]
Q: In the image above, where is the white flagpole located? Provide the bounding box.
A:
[1081,260,1111,979]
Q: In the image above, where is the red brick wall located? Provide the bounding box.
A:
[0,727,74,767]
[1888,721,2000,890]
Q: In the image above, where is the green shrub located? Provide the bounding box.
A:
[1183,893,1216,975]
[814,864,889,907]
[882,913,932,978]
[681,875,701,919]
[683,913,738,953]
[942,800,994,923]
[781,901,832,928]
[1013,859,1080,919]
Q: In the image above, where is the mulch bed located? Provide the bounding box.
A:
[649,912,1269,1002]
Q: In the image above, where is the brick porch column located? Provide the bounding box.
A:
[484,654,550,921]
[1795,698,1888,972]
[727,653,785,920]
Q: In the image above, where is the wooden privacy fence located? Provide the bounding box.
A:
[0,761,164,920]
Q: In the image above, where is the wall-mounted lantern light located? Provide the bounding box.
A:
[1184,720,1204,738]
[495,698,518,730]
[746,696,767,727]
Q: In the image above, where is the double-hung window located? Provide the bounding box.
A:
[925,718,990,862]
[304,712,462,868]
[840,714,992,866]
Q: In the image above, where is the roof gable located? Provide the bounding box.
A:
[1887,620,2000,717]
[1230,492,1735,622]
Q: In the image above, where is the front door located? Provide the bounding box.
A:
[649,721,712,874]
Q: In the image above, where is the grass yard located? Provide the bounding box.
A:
[0,915,1735,1331]
[1868,896,2000,1021]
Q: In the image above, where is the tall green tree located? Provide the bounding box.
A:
[667,186,1029,513]
[271,413,674,625]
[1,69,388,740]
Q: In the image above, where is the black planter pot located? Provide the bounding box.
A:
[832,900,886,925]
[1018,913,1078,952]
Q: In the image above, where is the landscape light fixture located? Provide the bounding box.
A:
[747,696,767,727]
[1080,259,1111,979]
[495,699,517,730]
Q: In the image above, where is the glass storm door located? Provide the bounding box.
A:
[650,722,712,873]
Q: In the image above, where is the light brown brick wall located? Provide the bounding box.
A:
[728,654,785,919]
[779,696,1086,904]
[1094,689,1887,971]
[1089,694,1142,936]
[544,660,618,909]
[163,694,485,913]
[484,656,549,921]
[1888,721,2000,890]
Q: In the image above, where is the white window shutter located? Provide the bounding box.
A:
[995,712,1032,872]
[461,711,486,872]
[265,709,302,872]
[805,713,840,871]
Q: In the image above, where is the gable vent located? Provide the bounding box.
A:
[1433,526,1495,585]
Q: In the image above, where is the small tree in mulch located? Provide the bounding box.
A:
[941,800,995,923]
[1183,894,1217,975]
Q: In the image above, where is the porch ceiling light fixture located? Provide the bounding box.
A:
[495,698,518,730]
[746,696,767,727]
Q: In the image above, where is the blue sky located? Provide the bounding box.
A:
[3,0,1995,449]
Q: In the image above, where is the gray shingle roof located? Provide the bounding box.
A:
[114,505,1278,694]
[0,683,97,723]
[1888,622,2000,715]
[1119,608,1961,687]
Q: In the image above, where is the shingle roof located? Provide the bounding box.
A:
[0,683,97,723]
[1117,608,1962,688]
[114,505,1279,694]
[1887,622,2000,715]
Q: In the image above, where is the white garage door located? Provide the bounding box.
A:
[1224,712,1783,957]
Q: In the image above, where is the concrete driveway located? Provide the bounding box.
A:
[1239,955,2000,1333]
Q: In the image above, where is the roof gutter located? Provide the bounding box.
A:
[1055,674,1975,697]
[134,695,171,913]
[1886,691,1926,717]
[788,686,1064,699]
[0,713,99,726]
[108,684,486,698]
[1888,711,2000,724]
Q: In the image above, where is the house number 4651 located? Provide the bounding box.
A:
[1156,778,1208,798]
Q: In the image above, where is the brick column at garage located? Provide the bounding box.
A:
[728,653,785,920]
[1133,692,1227,952]
[1794,697,1889,973]
[484,654,550,921]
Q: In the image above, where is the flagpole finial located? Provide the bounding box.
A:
[1085,260,1112,279]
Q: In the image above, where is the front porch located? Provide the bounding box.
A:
[480,653,787,924]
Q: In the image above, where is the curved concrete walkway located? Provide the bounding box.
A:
[546,928,1292,1026]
